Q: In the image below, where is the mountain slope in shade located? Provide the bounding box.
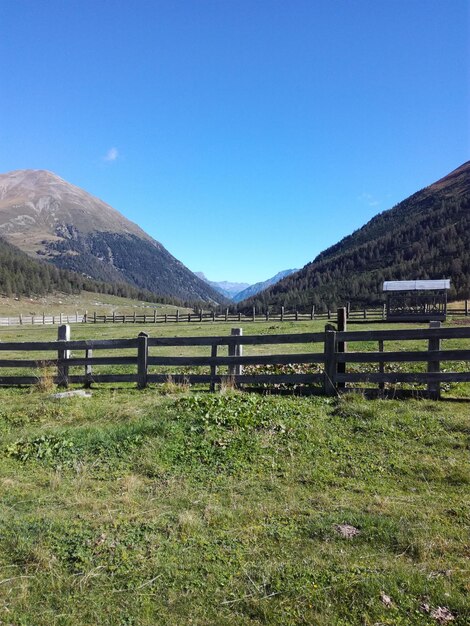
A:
[233,269,299,303]
[0,235,184,304]
[0,170,225,304]
[195,272,250,299]
[241,161,470,311]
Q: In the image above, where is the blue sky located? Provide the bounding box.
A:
[1,0,468,284]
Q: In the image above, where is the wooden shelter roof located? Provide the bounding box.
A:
[383,280,450,292]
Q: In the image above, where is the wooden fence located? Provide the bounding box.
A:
[0,312,84,326]
[0,323,469,398]
[0,307,339,326]
[0,301,469,327]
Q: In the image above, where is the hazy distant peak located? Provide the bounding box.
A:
[233,269,299,302]
[195,272,250,298]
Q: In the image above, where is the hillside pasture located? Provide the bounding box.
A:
[0,291,192,318]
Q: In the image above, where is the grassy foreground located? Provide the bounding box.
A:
[0,386,468,625]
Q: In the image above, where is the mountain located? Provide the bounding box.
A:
[233,269,299,303]
[240,161,470,311]
[195,270,298,301]
[0,235,181,304]
[195,272,250,299]
[0,170,225,304]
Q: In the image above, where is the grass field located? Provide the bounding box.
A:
[0,315,469,625]
[1,314,470,398]
[0,291,191,317]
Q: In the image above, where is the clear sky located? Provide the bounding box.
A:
[1,0,469,284]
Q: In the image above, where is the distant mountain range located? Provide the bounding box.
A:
[196,269,298,302]
[241,161,470,311]
[0,169,226,305]
[232,269,299,302]
[194,273,250,299]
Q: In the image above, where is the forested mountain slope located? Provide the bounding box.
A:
[240,161,470,311]
[0,170,225,304]
[0,237,188,306]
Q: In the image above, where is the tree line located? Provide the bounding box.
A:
[0,237,197,308]
[238,191,470,314]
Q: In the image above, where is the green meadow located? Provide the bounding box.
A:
[0,316,469,625]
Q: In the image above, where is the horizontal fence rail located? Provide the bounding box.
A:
[1,299,469,327]
[0,318,470,397]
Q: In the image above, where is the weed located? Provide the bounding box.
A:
[33,363,56,393]
[158,375,189,395]
[6,434,76,464]
[219,375,236,394]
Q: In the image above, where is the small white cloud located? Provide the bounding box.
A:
[359,192,380,207]
[103,147,119,162]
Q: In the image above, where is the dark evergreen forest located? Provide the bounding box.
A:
[42,230,225,304]
[0,237,190,307]
[239,164,470,313]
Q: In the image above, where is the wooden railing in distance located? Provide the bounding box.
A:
[0,299,469,327]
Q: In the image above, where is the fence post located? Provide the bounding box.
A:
[363,308,367,320]
[428,321,441,400]
[346,302,350,318]
[210,343,218,392]
[225,308,229,322]
[252,306,256,322]
[200,309,203,323]
[137,332,149,389]
[323,326,337,396]
[466,300,469,317]
[327,308,331,320]
[212,310,216,323]
[281,306,284,322]
[265,308,269,322]
[311,305,315,321]
[337,308,347,389]
[228,328,243,380]
[84,349,93,388]
[57,324,70,387]
[378,340,385,392]
[295,309,299,321]
[382,303,386,320]
[93,311,96,324]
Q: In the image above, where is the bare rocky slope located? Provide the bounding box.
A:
[0,170,225,304]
